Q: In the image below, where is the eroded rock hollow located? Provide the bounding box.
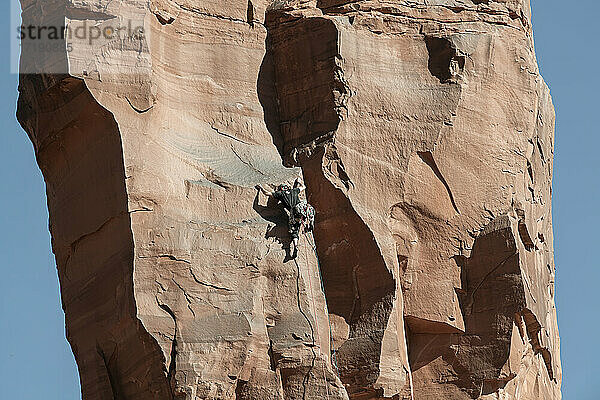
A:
[18,0,561,399]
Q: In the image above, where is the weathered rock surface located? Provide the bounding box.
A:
[18,0,560,399]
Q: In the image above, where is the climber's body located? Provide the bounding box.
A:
[257,179,314,258]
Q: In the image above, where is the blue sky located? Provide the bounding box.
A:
[0,1,597,398]
[0,1,81,398]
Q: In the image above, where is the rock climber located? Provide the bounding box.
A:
[256,178,315,258]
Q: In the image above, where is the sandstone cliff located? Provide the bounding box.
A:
[17,0,561,399]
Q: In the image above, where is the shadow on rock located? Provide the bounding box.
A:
[253,191,294,261]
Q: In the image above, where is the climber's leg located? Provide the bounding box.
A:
[290,223,300,258]
[292,237,299,258]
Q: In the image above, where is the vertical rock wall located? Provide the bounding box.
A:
[18,0,560,399]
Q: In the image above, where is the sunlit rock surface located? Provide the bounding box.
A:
[17,0,560,399]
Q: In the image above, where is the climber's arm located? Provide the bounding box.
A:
[294,178,306,192]
[256,184,274,197]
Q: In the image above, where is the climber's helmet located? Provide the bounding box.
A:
[278,184,291,192]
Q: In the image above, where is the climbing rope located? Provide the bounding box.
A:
[293,254,317,400]
[300,233,331,400]
[304,231,340,376]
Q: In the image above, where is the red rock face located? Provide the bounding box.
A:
[18,0,560,399]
